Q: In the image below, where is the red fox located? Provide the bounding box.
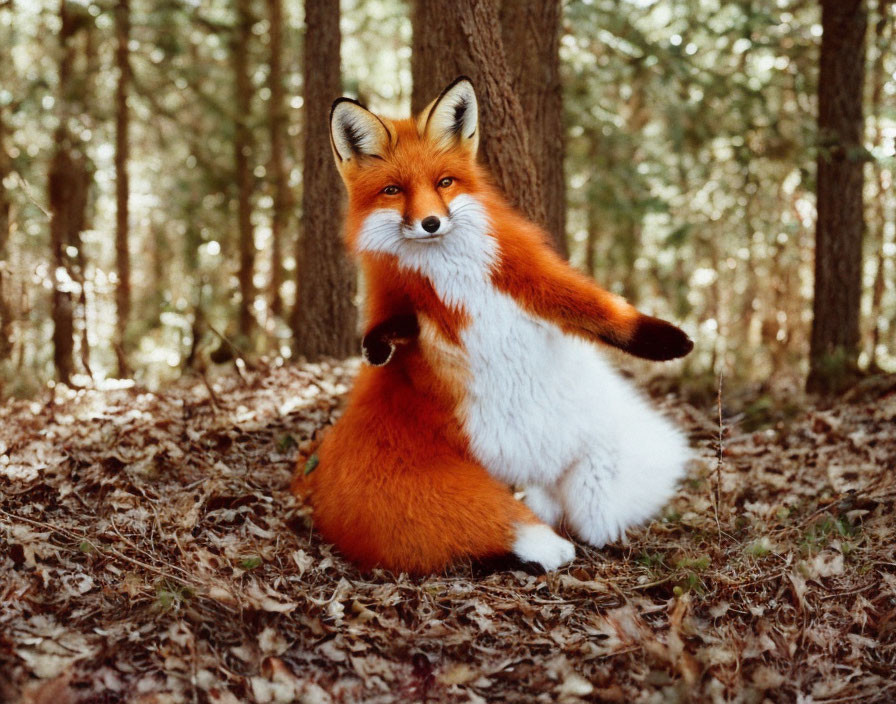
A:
[296,77,693,575]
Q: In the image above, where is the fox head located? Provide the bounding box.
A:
[330,77,495,257]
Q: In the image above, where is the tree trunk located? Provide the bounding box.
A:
[411,0,550,247]
[0,101,13,364]
[233,0,255,339]
[48,138,77,386]
[0,107,9,258]
[49,0,82,386]
[114,0,131,376]
[267,0,288,318]
[807,0,867,394]
[498,0,567,257]
[867,0,892,370]
[292,0,357,358]
[585,201,598,277]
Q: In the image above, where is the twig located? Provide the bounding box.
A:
[198,370,222,409]
[712,372,724,541]
[11,172,51,219]
[205,320,253,380]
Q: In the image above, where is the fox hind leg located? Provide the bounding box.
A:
[557,428,689,547]
[512,522,575,571]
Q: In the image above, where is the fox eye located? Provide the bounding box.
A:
[437,177,454,188]
[382,185,401,195]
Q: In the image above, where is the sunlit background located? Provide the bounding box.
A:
[1,0,894,397]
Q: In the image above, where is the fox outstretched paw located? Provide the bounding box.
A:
[361,314,420,366]
[624,316,693,361]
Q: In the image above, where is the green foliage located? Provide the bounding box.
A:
[239,556,263,570]
[303,453,319,476]
[745,537,773,558]
[636,550,667,571]
[562,0,896,386]
[277,433,297,451]
[2,0,895,393]
[800,514,860,555]
[154,579,195,612]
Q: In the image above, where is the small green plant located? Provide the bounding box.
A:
[801,515,859,555]
[670,554,710,596]
[673,572,705,596]
[686,476,704,490]
[673,555,710,571]
[745,537,773,557]
[663,509,682,523]
[304,453,319,475]
[239,556,262,570]
[278,433,297,451]
[636,551,667,570]
[154,580,194,612]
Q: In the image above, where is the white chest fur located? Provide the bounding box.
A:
[358,195,690,546]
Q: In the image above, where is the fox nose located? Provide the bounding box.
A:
[421,216,441,234]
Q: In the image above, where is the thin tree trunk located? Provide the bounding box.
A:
[0,101,13,364]
[233,0,255,339]
[48,138,77,386]
[499,0,567,257]
[48,0,94,385]
[148,220,166,329]
[807,0,867,393]
[267,0,288,318]
[411,0,547,238]
[0,107,8,257]
[71,152,92,380]
[49,0,79,385]
[584,198,598,276]
[114,0,131,375]
[867,0,892,370]
[292,0,357,358]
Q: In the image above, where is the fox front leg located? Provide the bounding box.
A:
[361,313,420,365]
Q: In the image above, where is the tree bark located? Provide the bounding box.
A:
[0,101,13,364]
[867,0,892,370]
[292,0,357,358]
[585,197,598,277]
[49,0,86,386]
[0,106,9,259]
[233,0,256,338]
[267,0,288,318]
[807,0,867,394]
[411,0,552,249]
[114,0,131,376]
[498,0,567,257]
[48,151,75,386]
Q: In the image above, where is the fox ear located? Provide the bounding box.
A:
[330,98,391,167]
[419,76,479,156]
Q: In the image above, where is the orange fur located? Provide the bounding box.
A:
[297,90,690,574]
[307,354,537,574]
[342,118,690,362]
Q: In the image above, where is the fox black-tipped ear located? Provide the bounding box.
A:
[418,76,479,156]
[329,98,391,169]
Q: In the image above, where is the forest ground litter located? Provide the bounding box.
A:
[1,361,895,703]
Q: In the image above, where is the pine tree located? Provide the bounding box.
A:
[808,0,868,393]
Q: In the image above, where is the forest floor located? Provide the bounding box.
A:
[1,361,896,704]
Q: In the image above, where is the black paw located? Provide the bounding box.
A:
[361,336,394,366]
[361,314,420,366]
[626,316,694,361]
[470,553,547,577]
